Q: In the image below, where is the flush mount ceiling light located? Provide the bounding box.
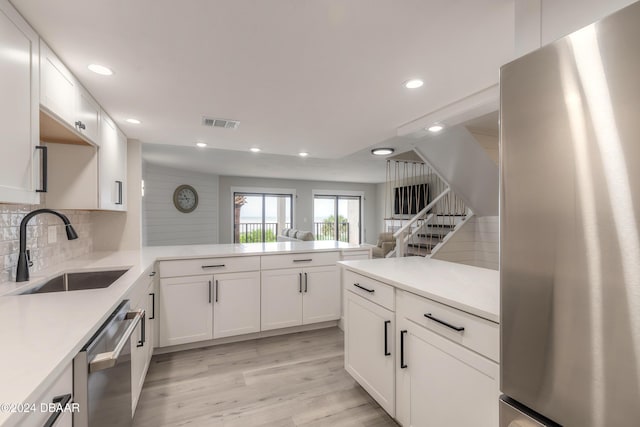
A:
[250,147,261,153]
[126,118,141,124]
[427,124,444,133]
[298,152,309,157]
[88,64,114,76]
[371,148,395,156]
[404,79,424,89]
[196,142,207,148]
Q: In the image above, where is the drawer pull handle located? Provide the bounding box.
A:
[424,313,465,332]
[384,320,391,356]
[149,292,155,320]
[43,393,72,427]
[202,264,225,269]
[353,283,375,293]
[293,258,313,263]
[400,330,408,368]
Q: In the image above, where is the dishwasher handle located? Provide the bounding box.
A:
[89,309,144,372]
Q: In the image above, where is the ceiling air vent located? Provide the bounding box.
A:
[202,116,240,129]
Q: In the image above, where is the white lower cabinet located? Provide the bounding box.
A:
[343,269,499,427]
[159,269,261,346]
[131,278,155,414]
[21,362,73,427]
[213,271,260,338]
[261,265,339,331]
[159,275,213,347]
[344,289,395,416]
[395,316,499,427]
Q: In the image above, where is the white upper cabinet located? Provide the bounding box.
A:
[99,113,127,210]
[40,41,75,126]
[0,0,41,204]
[40,40,101,146]
[76,87,101,143]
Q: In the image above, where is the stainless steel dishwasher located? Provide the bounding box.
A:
[73,300,145,427]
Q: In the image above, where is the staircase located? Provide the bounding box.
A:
[383,152,471,258]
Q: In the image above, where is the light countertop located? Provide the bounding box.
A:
[339,257,500,323]
[0,241,365,427]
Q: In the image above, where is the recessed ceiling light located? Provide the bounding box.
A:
[250,147,261,153]
[299,152,309,157]
[404,79,424,89]
[427,124,444,133]
[126,118,141,124]
[196,142,207,148]
[371,148,394,156]
[88,64,113,76]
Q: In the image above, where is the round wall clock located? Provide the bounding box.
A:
[173,184,199,213]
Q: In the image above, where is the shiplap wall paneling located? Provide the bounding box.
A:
[432,216,498,270]
[143,163,218,246]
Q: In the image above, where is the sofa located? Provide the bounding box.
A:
[371,232,396,258]
[277,228,315,242]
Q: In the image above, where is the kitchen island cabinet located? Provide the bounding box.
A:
[159,275,213,346]
[340,257,499,427]
[261,252,340,331]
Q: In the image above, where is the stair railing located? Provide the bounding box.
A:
[392,188,451,257]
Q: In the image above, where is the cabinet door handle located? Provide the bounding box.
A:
[75,120,86,130]
[400,330,408,369]
[36,146,48,193]
[384,320,391,356]
[136,310,146,347]
[149,271,156,277]
[215,280,219,302]
[353,283,375,293]
[299,272,303,293]
[208,280,212,303]
[149,292,155,320]
[424,313,465,332]
[115,180,123,205]
[304,272,308,293]
[43,393,72,427]
[202,264,225,269]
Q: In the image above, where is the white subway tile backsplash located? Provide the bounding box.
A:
[0,204,93,284]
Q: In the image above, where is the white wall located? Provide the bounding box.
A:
[432,216,499,270]
[469,131,499,166]
[218,176,380,245]
[411,126,499,216]
[143,163,219,246]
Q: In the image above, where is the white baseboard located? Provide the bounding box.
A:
[154,320,339,355]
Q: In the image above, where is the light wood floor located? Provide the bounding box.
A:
[133,327,398,427]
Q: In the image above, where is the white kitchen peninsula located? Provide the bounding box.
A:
[0,241,368,427]
[340,257,499,426]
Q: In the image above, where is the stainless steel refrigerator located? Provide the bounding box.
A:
[500,2,640,426]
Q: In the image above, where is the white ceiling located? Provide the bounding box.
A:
[142,136,420,183]
[14,0,514,163]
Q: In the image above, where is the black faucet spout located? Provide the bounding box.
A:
[16,209,79,282]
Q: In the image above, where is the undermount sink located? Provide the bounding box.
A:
[19,269,129,295]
